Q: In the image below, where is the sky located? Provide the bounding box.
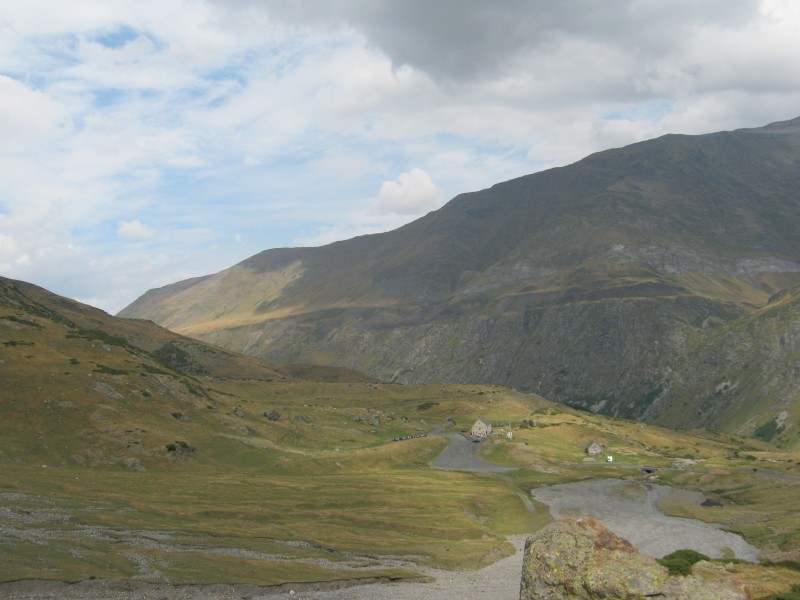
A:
[1,0,799,314]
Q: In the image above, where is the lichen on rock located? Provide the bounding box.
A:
[519,517,750,599]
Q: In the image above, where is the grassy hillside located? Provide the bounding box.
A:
[2,276,800,596]
[1,275,544,583]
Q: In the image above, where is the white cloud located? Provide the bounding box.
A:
[0,0,798,312]
[0,76,71,152]
[373,168,446,215]
[117,219,155,240]
[310,151,379,181]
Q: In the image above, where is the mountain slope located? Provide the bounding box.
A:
[120,117,800,427]
[646,285,800,448]
[0,275,377,468]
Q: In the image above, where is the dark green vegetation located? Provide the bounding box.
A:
[769,584,800,600]
[658,549,710,576]
[119,117,800,445]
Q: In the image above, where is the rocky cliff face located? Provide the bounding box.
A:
[519,518,750,600]
[645,286,800,447]
[120,117,800,433]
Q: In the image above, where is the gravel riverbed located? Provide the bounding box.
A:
[531,478,760,561]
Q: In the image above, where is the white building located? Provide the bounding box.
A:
[471,417,492,438]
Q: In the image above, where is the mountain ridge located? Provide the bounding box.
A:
[119,117,800,437]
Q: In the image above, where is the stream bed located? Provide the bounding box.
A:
[530,478,760,560]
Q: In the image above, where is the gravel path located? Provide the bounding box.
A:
[262,535,528,600]
[429,432,516,472]
[531,478,760,560]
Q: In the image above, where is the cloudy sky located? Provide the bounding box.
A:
[1,0,799,313]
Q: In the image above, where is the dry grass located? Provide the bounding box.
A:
[2,279,800,591]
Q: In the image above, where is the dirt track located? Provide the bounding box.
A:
[429,432,516,472]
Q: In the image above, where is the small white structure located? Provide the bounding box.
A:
[607,455,614,463]
[506,431,513,440]
[471,417,492,439]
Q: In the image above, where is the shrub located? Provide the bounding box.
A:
[93,364,127,375]
[769,584,800,600]
[3,340,35,347]
[263,409,281,421]
[416,401,438,411]
[66,328,130,348]
[754,419,783,442]
[154,342,208,375]
[763,560,800,572]
[657,549,710,576]
[166,441,195,455]
[184,381,210,399]
[139,364,172,376]
[1,315,42,329]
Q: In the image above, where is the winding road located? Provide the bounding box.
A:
[429,431,517,472]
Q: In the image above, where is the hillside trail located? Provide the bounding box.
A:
[429,428,517,473]
[427,426,538,514]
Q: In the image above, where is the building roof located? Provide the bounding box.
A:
[475,417,491,427]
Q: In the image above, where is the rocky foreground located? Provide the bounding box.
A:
[520,518,750,599]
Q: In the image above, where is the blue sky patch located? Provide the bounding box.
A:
[92,26,140,49]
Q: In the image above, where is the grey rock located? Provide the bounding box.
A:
[263,409,281,421]
[519,518,749,600]
[93,381,124,402]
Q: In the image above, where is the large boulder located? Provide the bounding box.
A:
[520,518,749,600]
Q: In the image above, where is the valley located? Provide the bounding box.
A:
[3,3,799,597]
[3,116,800,599]
[119,118,800,444]
[2,276,800,598]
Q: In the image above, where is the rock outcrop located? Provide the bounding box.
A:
[520,518,750,600]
